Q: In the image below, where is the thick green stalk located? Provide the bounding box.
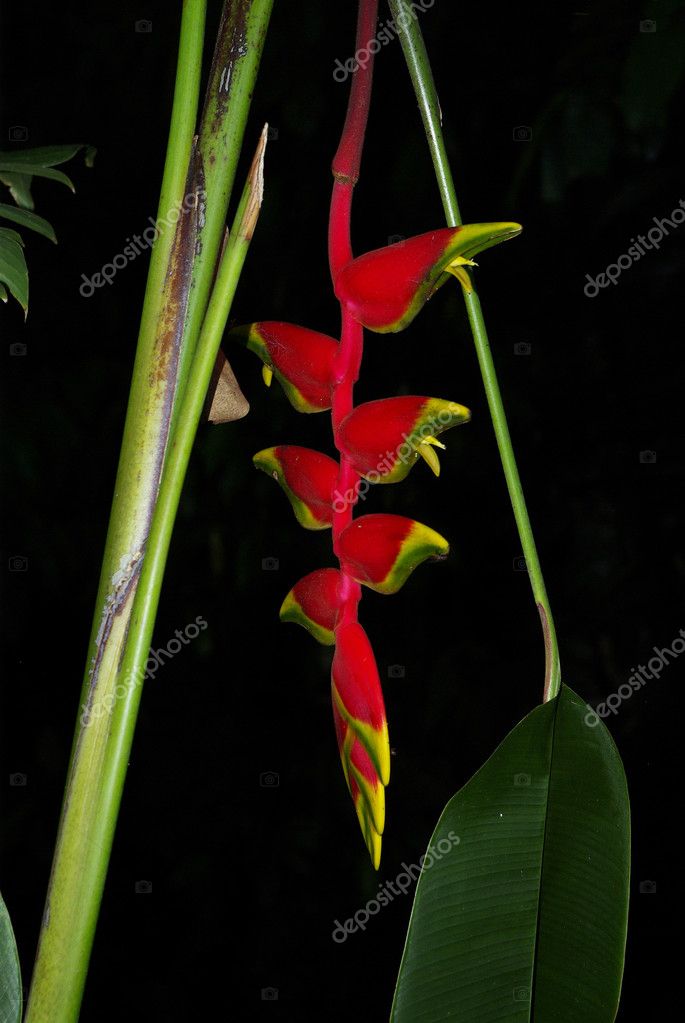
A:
[388,0,560,701]
[25,7,206,1020]
[25,3,273,1019]
[109,128,267,812]
[171,0,275,432]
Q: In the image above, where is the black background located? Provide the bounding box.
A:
[1,0,682,1019]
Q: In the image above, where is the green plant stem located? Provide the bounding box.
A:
[388,0,560,702]
[112,128,266,774]
[171,0,275,434]
[25,2,273,1018]
[25,132,264,1023]
[25,7,206,1020]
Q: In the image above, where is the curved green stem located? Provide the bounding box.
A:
[388,0,560,702]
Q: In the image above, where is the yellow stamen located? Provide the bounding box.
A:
[418,441,441,476]
[446,258,476,292]
[449,255,478,269]
[262,364,273,387]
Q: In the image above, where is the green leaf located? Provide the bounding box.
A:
[391,685,630,1022]
[0,231,28,314]
[0,203,56,243]
[0,227,24,247]
[0,172,34,210]
[0,143,96,168]
[0,164,75,191]
[0,144,94,210]
[0,890,22,1023]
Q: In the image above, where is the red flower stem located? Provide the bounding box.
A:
[329,0,378,625]
[329,0,378,279]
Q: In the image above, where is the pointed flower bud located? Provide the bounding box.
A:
[332,623,390,788]
[332,623,390,868]
[334,223,521,332]
[337,396,470,484]
[333,703,384,869]
[230,321,338,412]
[337,514,449,595]
[253,445,338,530]
[279,568,343,645]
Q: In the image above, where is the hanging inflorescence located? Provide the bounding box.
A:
[230,1,520,867]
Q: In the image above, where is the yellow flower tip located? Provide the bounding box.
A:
[368,828,382,870]
[418,441,441,476]
[422,435,446,450]
[355,799,383,869]
[261,364,273,387]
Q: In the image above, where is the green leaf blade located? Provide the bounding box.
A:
[0,890,22,1023]
[391,685,630,1022]
[533,687,630,1021]
[0,143,94,168]
[0,164,75,191]
[0,231,28,313]
[0,204,56,242]
[0,172,35,210]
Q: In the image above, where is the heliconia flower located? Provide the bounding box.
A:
[336,395,470,484]
[279,568,344,645]
[332,622,390,868]
[334,223,521,332]
[337,514,449,595]
[333,702,384,869]
[230,321,338,412]
[253,445,339,530]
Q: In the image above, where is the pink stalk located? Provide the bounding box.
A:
[328,0,379,621]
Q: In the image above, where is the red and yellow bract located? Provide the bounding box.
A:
[280,568,343,646]
[334,224,521,332]
[253,445,338,530]
[233,321,337,412]
[337,396,470,483]
[337,514,449,595]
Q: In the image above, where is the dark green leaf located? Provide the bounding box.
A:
[0,232,29,313]
[391,685,630,1022]
[0,227,24,247]
[0,164,75,191]
[0,203,57,243]
[0,172,34,210]
[0,890,22,1023]
[0,143,95,168]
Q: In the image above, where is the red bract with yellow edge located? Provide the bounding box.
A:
[231,321,338,412]
[332,622,390,866]
[253,445,338,530]
[337,514,449,594]
[280,568,344,646]
[334,223,521,333]
[336,395,470,483]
